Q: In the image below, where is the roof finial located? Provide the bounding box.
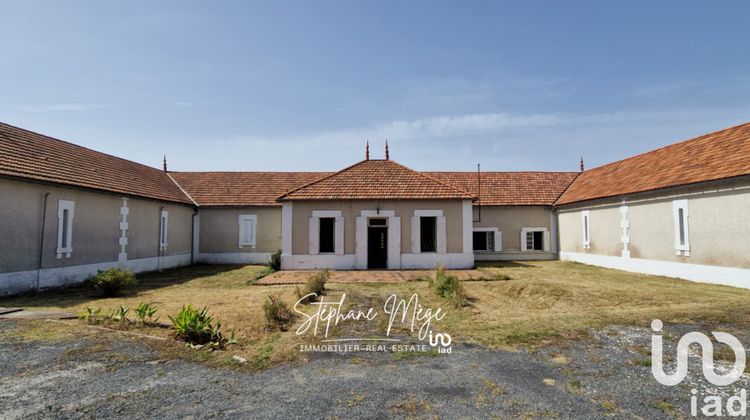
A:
[365,140,370,160]
[385,140,390,160]
[580,156,584,172]
[163,155,168,172]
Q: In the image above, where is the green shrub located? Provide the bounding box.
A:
[268,249,282,271]
[78,307,101,323]
[263,294,295,331]
[88,268,136,297]
[134,302,159,323]
[168,305,224,346]
[296,269,329,303]
[429,266,468,308]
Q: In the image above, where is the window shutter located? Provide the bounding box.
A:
[520,231,527,251]
[411,216,420,253]
[334,216,344,255]
[493,231,502,252]
[543,231,551,252]
[309,217,319,255]
[436,216,447,254]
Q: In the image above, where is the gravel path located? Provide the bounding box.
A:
[1,320,748,419]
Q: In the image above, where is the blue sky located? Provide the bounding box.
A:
[2,1,749,172]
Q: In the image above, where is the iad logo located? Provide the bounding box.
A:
[650,319,745,386]
[650,319,748,417]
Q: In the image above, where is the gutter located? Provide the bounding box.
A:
[36,192,50,291]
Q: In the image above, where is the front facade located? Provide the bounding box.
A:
[1,120,750,295]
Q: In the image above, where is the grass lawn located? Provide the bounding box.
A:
[3,261,750,369]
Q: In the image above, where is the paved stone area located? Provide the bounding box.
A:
[256,269,488,285]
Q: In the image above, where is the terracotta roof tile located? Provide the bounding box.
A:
[556,122,750,205]
[0,122,192,204]
[427,171,579,206]
[278,159,476,201]
[169,172,331,206]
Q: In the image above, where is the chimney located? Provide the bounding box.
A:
[580,157,584,172]
[163,155,168,172]
[365,140,369,160]
[385,140,390,160]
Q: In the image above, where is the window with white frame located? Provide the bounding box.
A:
[159,210,168,251]
[672,199,690,256]
[412,210,446,254]
[521,227,550,252]
[238,214,257,247]
[582,210,591,249]
[472,228,501,252]
[309,210,344,255]
[56,200,75,258]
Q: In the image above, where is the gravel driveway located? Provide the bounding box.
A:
[1,319,748,419]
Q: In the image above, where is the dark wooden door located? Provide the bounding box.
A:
[367,226,388,269]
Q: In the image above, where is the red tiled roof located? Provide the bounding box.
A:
[556,122,750,205]
[169,172,331,206]
[278,159,476,201]
[0,122,193,204]
[427,171,579,206]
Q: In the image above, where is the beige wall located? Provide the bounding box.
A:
[289,199,465,255]
[472,206,554,253]
[0,177,193,274]
[558,180,750,269]
[199,206,282,253]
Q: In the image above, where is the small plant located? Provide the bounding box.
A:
[87,268,136,297]
[168,305,224,346]
[429,266,468,308]
[268,249,282,271]
[134,302,159,323]
[108,305,129,322]
[263,294,295,331]
[78,307,101,323]
[296,269,329,303]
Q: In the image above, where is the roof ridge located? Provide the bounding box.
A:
[582,121,750,174]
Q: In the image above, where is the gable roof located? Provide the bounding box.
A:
[427,171,579,206]
[277,159,476,201]
[169,171,331,206]
[556,122,750,205]
[0,122,193,204]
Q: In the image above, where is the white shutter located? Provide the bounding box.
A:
[437,216,447,254]
[411,216,420,253]
[520,231,527,251]
[493,231,502,252]
[334,216,344,255]
[543,231,551,252]
[238,215,257,247]
[309,217,319,255]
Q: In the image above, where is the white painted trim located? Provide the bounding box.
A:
[312,210,343,218]
[334,216,344,255]
[672,199,690,256]
[411,216,420,254]
[360,209,395,217]
[521,227,550,252]
[414,209,443,217]
[581,210,591,249]
[196,252,272,264]
[462,200,473,254]
[309,211,343,255]
[309,216,319,255]
[281,203,293,255]
[118,198,129,262]
[238,214,257,247]
[400,253,474,269]
[56,200,75,258]
[560,252,750,290]
[159,210,169,251]
[281,254,356,270]
[387,216,401,269]
[549,211,558,253]
[355,216,367,269]
[0,254,192,296]
[620,205,630,258]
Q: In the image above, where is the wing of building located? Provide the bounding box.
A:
[1,120,749,295]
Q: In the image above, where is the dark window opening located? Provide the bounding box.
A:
[678,208,685,246]
[319,217,335,253]
[61,209,69,248]
[420,216,437,253]
[369,218,387,226]
[473,231,494,251]
[526,231,544,251]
